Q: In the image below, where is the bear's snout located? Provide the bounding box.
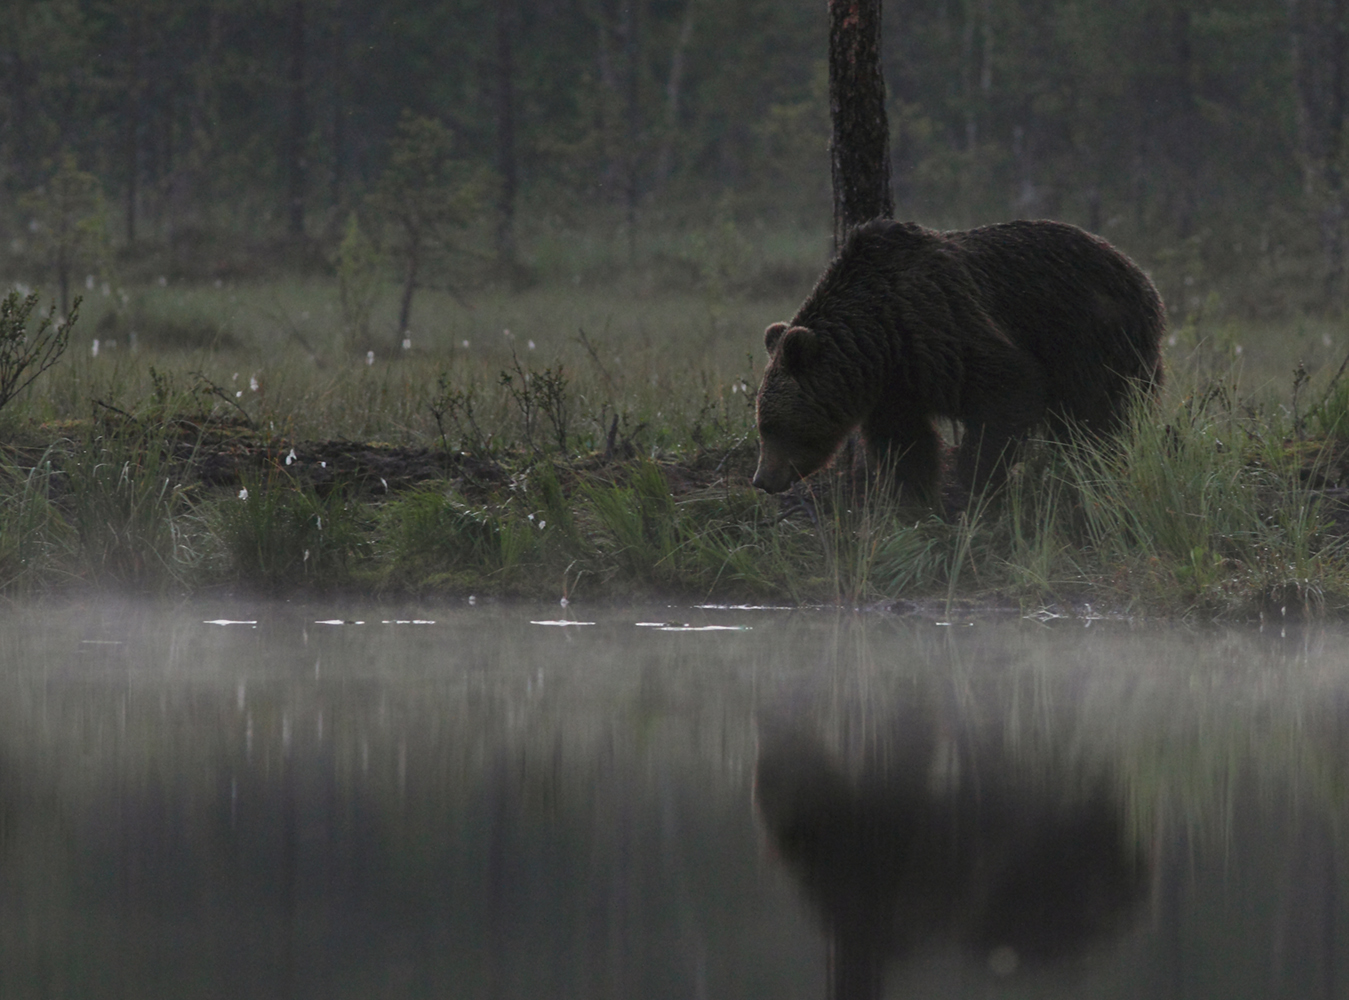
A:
[751,460,796,493]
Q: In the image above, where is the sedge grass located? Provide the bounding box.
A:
[209,473,370,591]
[4,271,1349,615]
[0,447,73,593]
[59,421,203,591]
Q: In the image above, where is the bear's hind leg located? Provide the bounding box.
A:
[861,408,943,504]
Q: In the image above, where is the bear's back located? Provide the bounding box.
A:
[949,221,1165,431]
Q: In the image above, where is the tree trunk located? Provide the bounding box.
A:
[57,242,70,316]
[1167,2,1200,238]
[828,0,894,250]
[7,48,34,190]
[1290,0,1348,301]
[124,10,145,244]
[398,231,420,339]
[653,0,695,190]
[286,1,308,239]
[330,0,348,213]
[125,94,139,245]
[495,0,519,273]
[622,0,642,263]
[593,2,623,198]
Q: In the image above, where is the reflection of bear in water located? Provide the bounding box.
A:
[754,723,1148,999]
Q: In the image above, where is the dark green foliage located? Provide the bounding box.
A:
[0,291,77,412]
[499,351,571,455]
[60,422,198,590]
[0,448,70,593]
[367,112,487,337]
[585,461,679,580]
[382,489,514,577]
[0,0,1332,311]
[18,153,109,313]
[428,372,491,455]
[213,477,368,589]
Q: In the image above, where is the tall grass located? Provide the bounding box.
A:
[0,447,72,593]
[4,263,1349,614]
[209,473,369,590]
[59,421,202,590]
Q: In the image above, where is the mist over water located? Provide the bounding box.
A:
[0,599,1345,999]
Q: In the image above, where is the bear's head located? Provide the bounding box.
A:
[752,322,848,493]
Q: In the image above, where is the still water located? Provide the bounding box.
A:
[0,598,1345,999]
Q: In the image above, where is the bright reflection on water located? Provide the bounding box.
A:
[0,599,1346,999]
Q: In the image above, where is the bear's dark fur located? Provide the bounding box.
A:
[752,219,1166,503]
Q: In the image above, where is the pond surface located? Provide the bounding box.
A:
[0,598,1346,999]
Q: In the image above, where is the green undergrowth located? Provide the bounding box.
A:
[6,277,1349,618]
[4,375,1349,621]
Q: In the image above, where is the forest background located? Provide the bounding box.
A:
[9,0,1349,610]
[5,0,1349,321]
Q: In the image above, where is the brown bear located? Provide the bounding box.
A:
[751,219,1166,504]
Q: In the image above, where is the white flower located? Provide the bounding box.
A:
[285,448,296,466]
[249,375,259,392]
[402,337,411,350]
[538,520,546,530]
[235,390,243,398]
[366,350,375,365]
[238,488,249,500]
[528,340,536,350]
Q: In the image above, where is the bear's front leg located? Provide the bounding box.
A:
[955,352,1048,501]
[954,421,1030,501]
[860,407,943,504]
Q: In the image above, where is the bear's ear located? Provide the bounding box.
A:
[764,322,789,354]
[779,325,818,373]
